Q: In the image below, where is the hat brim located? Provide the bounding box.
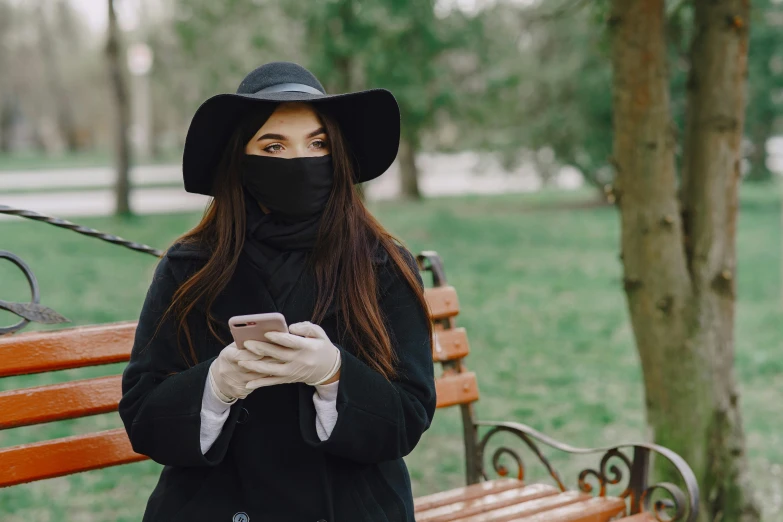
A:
[182,89,400,195]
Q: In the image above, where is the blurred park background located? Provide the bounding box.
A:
[0,0,781,521]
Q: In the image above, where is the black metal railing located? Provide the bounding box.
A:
[0,204,160,335]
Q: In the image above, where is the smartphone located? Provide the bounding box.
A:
[228,312,289,350]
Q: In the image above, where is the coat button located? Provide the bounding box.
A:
[237,407,249,424]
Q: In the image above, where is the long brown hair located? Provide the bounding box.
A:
[156,104,431,380]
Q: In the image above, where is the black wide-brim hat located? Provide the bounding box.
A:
[183,61,400,196]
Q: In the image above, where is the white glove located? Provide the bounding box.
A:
[239,321,342,388]
[208,342,268,401]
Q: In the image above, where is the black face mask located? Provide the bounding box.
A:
[241,155,334,221]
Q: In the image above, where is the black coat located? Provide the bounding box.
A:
[119,242,437,522]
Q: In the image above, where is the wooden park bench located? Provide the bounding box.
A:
[0,249,699,522]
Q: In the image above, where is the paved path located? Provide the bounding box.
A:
[0,164,181,191]
[0,152,583,220]
[1,188,208,219]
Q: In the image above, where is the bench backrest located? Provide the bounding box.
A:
[0,251,479,488]
[0,322,143,487]
[417,251,482,485]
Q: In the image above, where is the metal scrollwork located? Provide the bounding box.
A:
[577,448,632,498]
[478,424,567,491]
[641,482,688,522]
[475,421,699,522]
[0,250,69,335]
[490,446,525,481]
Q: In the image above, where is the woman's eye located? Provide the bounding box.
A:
[264,144,283,153]
[311,140,327,149]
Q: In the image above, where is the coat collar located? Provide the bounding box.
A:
[163,241,335,331]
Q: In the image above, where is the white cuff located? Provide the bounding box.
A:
[200,370,234,454]
[313,380,340,441]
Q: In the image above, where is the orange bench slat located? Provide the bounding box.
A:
[0,321,136,377]
[0,375,122,429]
[512,496,627,522]
[436,372,479,408]
[425,286,460,320]
[0,428,147,488]
[416,483,560,522]
[446,491,588,522]
[433,328,470,362]
[415,479,526,512]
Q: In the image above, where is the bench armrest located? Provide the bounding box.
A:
[475,420,699,522]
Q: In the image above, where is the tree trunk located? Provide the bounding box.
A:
[0,94,14,153]
[398,136,422,200]
[106,0,132,216]
[610,0,759,520]
[679,1,760,519]
[37,2,80,152]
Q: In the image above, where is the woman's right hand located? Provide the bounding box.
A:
[208,342,266,401]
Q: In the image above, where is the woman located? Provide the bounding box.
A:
[119,61,437,522]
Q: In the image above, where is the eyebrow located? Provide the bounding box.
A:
[257,127,327,141]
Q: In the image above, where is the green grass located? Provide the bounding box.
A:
[1,185,781,520]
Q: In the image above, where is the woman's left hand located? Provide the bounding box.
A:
[239,321,342,389]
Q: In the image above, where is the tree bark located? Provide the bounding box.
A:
[398,135,422,200]
[679,1,760,519]
[610,0,759,520]
[106,0,132,216]
[0,94,14,153]
[37,2,80,152]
